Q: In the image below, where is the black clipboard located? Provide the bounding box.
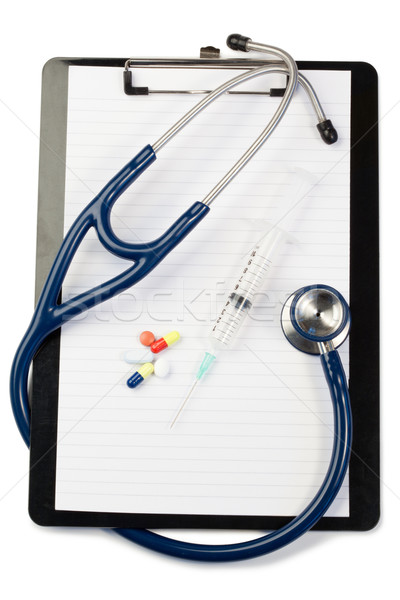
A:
[28,57,379,531]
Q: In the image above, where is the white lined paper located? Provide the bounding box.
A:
[55,66,351,518]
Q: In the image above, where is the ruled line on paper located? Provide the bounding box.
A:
[55,66,351,519]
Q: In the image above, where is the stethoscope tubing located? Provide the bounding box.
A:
[115,348,352,561]
[13,337,351,561]
[10,38,352,561]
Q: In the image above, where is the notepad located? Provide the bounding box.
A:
[51,65,351,519]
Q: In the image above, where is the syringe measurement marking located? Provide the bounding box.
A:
[213,302,250,343]
[214,327,234,343]
[237,276,268,298]
[214,310,241,329]
[215,318,242,337]
[236,255,272,299]
[214,311,246,339]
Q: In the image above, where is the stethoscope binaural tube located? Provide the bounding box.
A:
[11,35,338,448]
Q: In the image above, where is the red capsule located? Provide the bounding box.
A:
[150,331,180,354]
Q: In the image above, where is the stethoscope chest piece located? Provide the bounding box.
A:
[281,284,351,354]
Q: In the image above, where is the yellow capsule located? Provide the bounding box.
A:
[164,331,180,346]
[138,362,154,378]
[127,362,154,388]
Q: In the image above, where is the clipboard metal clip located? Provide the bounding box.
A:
[123,51,287,97]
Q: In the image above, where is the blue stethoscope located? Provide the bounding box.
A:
[10,34,352,562]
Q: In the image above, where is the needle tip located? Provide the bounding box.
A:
[169,379,198,429]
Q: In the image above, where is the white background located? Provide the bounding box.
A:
[0,2,398,599]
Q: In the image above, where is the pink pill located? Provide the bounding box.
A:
[139,330,155,346]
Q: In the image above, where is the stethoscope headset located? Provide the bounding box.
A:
[10,34,352,562]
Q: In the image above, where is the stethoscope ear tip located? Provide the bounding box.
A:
[226,33,251,52]
[281,284,350,354]
[317,119,338,145]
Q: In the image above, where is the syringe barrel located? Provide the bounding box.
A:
[210,291,252,349]
[210,228,283,350]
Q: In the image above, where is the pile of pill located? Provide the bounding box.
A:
[125,330,180,388]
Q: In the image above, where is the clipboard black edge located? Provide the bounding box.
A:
[347,60,380,531]
[28,58,380,531]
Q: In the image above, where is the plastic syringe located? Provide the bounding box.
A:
[170,226,285,428]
